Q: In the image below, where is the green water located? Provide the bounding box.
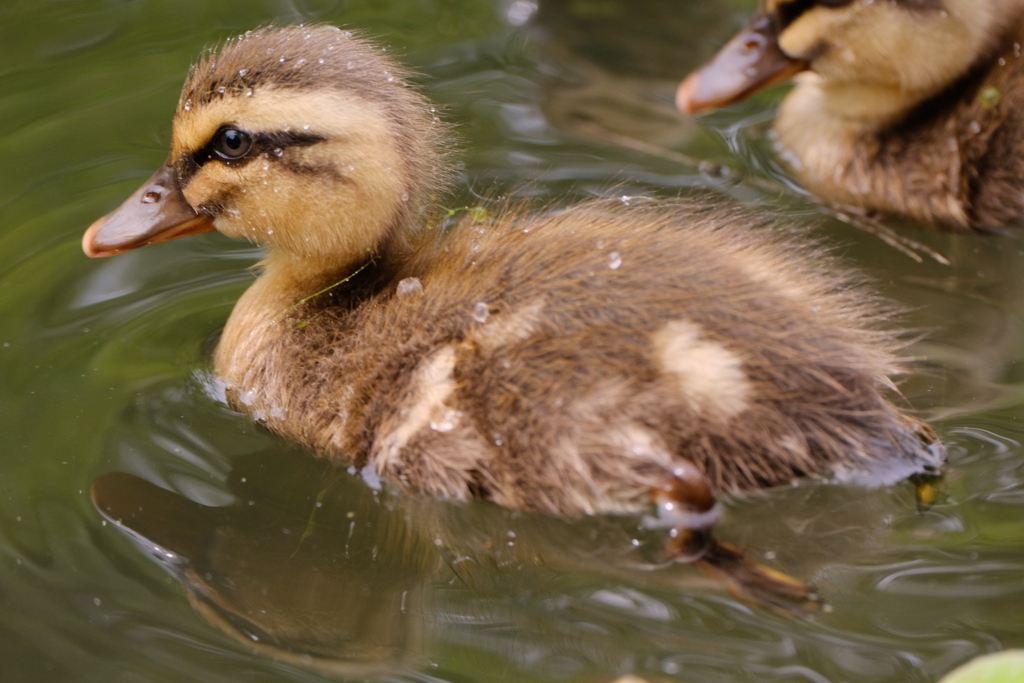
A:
[1,0,1023,681]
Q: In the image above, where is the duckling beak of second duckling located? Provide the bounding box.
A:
[83,163,215,258]
[677,15,808,114]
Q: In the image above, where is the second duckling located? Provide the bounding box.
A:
[83,26,944,608]
[679,0,1024,231]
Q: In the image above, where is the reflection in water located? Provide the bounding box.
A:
[92,452,440,679]
[101,440,877,679]
[90,443,744,679]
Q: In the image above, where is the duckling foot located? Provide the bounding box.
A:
[652,465,820,615]
[910,472,944,512]
[690,533,821,616]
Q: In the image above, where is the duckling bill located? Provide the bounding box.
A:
[84,26,944,610]
[679,0,1024,230]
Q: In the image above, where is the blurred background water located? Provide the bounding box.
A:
[1,0,1023,681]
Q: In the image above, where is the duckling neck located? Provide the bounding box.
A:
[809,80,936,131]
[214,247,396,390]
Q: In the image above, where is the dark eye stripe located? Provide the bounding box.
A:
[775,0,855,29]
[176,127,325,184]
[774,0,944,31]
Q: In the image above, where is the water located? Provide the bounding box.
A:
[1,0,1023,681]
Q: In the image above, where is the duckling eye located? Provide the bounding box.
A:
[213,128,253,160]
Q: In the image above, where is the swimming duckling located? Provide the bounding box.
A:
[679,0,1024,230]
[83,26,943,608]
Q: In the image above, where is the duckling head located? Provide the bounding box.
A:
[679,0,1024,127]
[84,26,453,272]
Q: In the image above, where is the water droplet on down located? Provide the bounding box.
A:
[430,409,463,433]
[396,277,424,297]
[472,302,490,323]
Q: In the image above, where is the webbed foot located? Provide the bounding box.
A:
[653,464,820,615]
[693,534,821,615]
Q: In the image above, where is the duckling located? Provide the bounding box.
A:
[678,0,1024,230]
[83,26,944,608]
